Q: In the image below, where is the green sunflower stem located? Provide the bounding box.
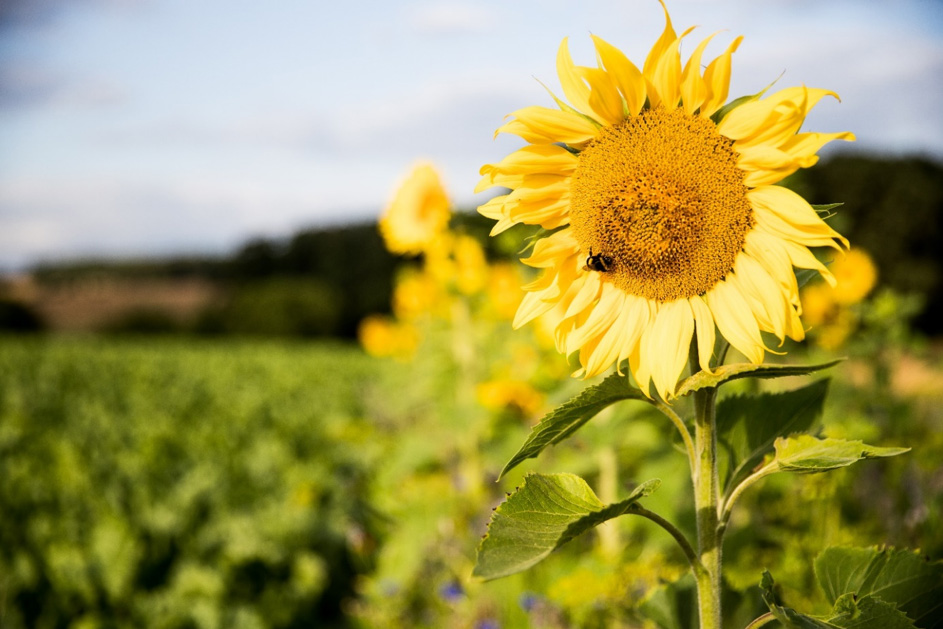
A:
[691,346,723,629]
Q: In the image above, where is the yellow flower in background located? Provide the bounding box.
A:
[486,263,524,320]
[799,282,835,328]
[453,235,489,295]
[476,379,544,417]
[380,163,451,255]
[477,1,853,398]
[358,315,420,359]
[831,248,878,305]
[392,269,447,321]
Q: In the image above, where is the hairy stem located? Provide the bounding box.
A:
[652,399,697,477]
[691,345,722,629]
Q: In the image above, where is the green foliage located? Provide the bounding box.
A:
[499,372,650,479]
[815,547,943,628]
[771,436,909,474]
[717,379,829,488]
[761,546,943,629]
[761,570,915,628]
[474,474,659,580]
[210,277,341,337]
[675,360,842,397]
[0,336,381,629]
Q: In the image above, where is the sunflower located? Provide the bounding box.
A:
[477,1,854,399]
[381,163,451,255]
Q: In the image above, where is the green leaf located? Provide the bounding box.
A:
[473,474,659,580]
[498,372,649,479]
[717,379,828,489]
[771,435,909,474]
[761,570,838,628]
[828,594,915,629]
[676,360,842,397]
[815,547,943,628]
[762,571,917,629]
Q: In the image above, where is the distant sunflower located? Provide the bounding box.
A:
[381,163,451,255]
[477,1,854,398]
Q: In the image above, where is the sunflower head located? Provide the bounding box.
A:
[477,1,854,399]
[381,163,451,256]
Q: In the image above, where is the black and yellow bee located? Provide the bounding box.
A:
[585,249,614,273]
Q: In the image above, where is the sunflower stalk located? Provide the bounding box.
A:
[691,342,723,629]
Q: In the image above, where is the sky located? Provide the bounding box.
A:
[1,0,941,270]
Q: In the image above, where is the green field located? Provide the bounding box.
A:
[0,336,385,629]
[1,335,940,629]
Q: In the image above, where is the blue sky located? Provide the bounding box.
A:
[1,0,941,269]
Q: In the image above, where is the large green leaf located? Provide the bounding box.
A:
[498,372,649,479]
[815,547,943,628]
[676,360,842,397]
[473,474,659,580]
[716,379,828,489]
[771,436,909,474]
[762,570,837,628]
[761,571,915,629]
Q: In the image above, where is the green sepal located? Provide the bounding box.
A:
[676,360,842,397]
[473,474,659,580]
[770,435,909,474]
[811,202,844,219]
[498,372,649,479]
[710,94,757,124]
[815,547,943,628]
[717,379,828,489]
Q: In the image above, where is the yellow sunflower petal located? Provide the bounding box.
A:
[591,34,646,116]
[748,185,848,249]
[700,36,743,117]
[565,281,624,354]
[706,279,766,364]
[522,228,581,268]
[689,295,716,374]
[643,299,694,399]
[680,31,719,115]
[580,66,626,126]
[477,194,515,235]
[649,26,695,109]
[556,38,595,118]
[643,0,678,90]
[719,86,839,147]
[496,106,598,145]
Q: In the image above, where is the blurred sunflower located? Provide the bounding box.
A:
[477,1,854,398]
[380,163,451,255]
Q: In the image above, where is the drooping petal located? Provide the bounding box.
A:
[749,185,848,250]
[719,86,839,147]
[689,295,716,374]
[706,279,767,364]
[643,299,694,399]
[591,34,646,116]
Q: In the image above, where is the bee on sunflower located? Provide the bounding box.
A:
[477,1,854,400]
